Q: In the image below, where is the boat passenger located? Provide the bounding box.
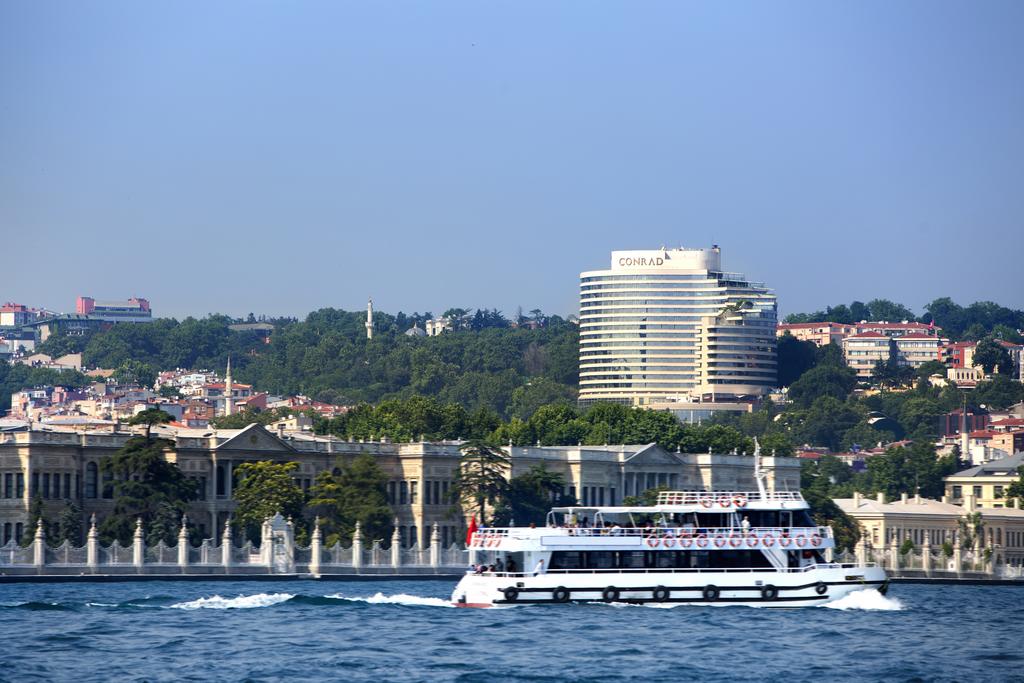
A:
[507,557,517,573]
[741,516,751,533]
[533,558,546,576]
[610,523,623,536]
[495,557,505,573]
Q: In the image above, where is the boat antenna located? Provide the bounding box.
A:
[753,437,768,499]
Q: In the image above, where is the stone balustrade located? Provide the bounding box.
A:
[0,515,467,577]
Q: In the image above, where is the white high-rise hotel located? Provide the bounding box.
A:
[578,246,777,407]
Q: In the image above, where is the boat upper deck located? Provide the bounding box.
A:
[549,490,808,516]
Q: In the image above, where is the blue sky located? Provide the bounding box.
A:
[2,2,1022,320]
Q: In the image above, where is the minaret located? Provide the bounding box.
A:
[224,356,234,417]
[365,298,374,340]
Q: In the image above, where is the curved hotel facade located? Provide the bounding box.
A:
[578,246,777,407]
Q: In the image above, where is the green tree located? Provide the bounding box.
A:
[776,333,818,387]
[307,454,393,546]
[622,485,670,507]
[21,495,46,546]
[113,359,157,388]
[492,465,573,526]
[1004,466,1024,504]
[232,461,305,542]
[787,364,857,408]
[56,500,84,545]
[98,436,197,544]
[450,440,510,523]
[127,408,174,440]
[508,377,577,420]
[802,488,860,552]
[916,360,948,380]
[971,375,1024,411]
[867,299,917,322]
[973,338,1013,375]
[856,442,957,500]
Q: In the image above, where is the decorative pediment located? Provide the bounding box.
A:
[622,443,685,466]
[214,423,295,453]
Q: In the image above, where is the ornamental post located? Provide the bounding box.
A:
[33,519,45,572]
[888,537,900,573]
[221,518,233,574]
[133,518,145,572]
[921,534,932,577]
[855,536,867,567]
[86,514,99,573]
[309,518,322,578]
[177,515,189,571]
[953,542,963,578]
[391,519,401,570]
[352,522,363,572]
[430,523,440,570]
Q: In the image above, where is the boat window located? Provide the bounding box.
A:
[549,551,583,570]
[619,552,645,568]
[588,551,616,569]
[794,510,816,527]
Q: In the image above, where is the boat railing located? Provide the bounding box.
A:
[655,490,804,506]
[470,526,833,548]
[467,562,875,577]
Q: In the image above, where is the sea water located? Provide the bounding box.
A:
[0,580,1019,682]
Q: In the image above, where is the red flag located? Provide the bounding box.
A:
[465,516,478,546]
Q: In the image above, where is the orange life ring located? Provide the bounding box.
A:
[718,495,732,508]
[646,536,660,548]
[779,536,792,547]
[728,534,742,548]
[663,537,677,548]
[746,535,759,548]
[796,536,808,548]
[700,496,714,508]
[680,537,693,549]
[733,494,748,508]
[762,535,775,547]
[714,535,726,548]
[811,534,822,547]
[696,535,709,548]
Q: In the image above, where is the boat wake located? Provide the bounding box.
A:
[163,591,453,610]
[169,593,296,610]
[824,589,903,611]
[323,592,453,608]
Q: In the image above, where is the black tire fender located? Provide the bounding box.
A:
[761,584,778,600]
[652,585,670,602]
[814,582,828,596]
[552,586,570,603]
[601,586,619,602]
[702,584,719,601]
[503,587,519,602]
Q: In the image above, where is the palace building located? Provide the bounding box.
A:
[578,246,777,407]
[0,422,799,549]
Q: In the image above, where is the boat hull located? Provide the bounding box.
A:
[451,566,887,608]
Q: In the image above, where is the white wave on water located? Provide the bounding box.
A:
[324,592,453,608]
[824,588,903,611]
[169,593,295,610]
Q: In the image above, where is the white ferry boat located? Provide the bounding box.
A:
[452,453,887,608]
